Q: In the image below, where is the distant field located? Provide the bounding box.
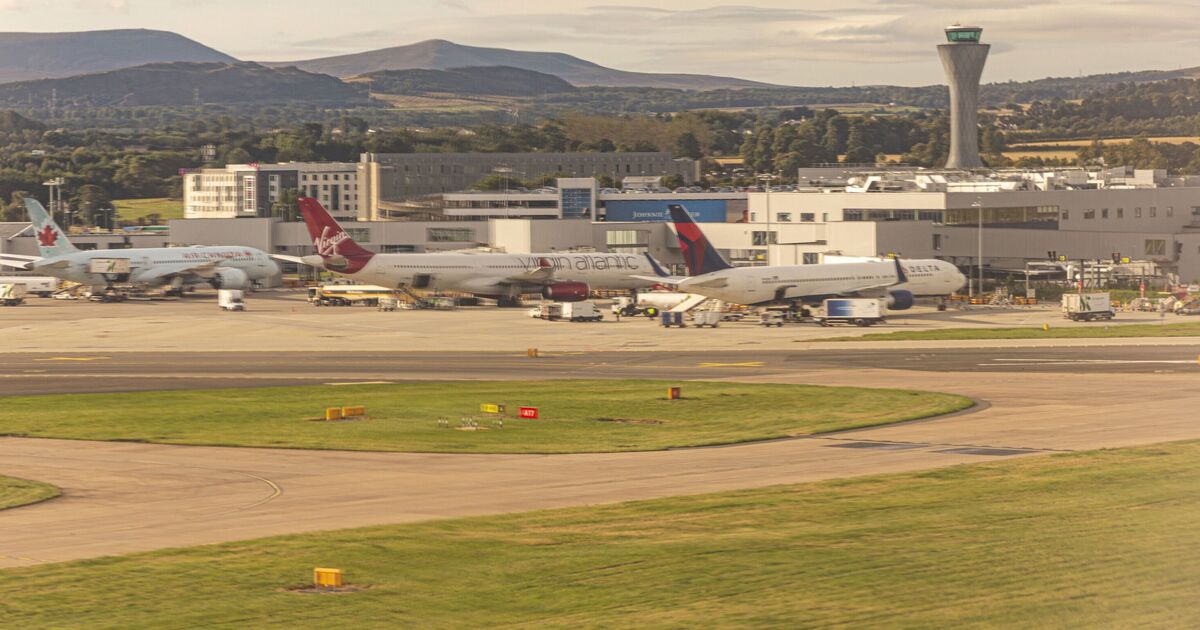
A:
[1002,149,1079,161]
[0,475,58,510]
[113,198,183,222]
[828,321,1200,342]
[371,93,513,112]
[1015,135,1200,148]
[0,381,971,454]
[1,441,1195,627]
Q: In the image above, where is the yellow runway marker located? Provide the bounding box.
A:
[697,361,766,368]
[33,357,109,362]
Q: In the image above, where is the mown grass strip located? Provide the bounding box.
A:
[0,442,1195,628]
[0,380,971,454]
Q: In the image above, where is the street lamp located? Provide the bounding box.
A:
[493,166,515,219]
[972,196,983,297]
[757,172,779,264]
[42,177,65,226]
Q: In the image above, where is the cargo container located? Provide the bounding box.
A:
[1062,293,1114,321]
[816,298,886,327]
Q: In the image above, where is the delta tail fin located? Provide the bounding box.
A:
[297,197,375,274]
[668,204,731,276]
[25,198,77,258]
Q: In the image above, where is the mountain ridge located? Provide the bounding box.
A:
[0,29,236,83]
[268,39,777,90]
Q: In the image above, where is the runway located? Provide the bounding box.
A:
[2,345,1199,568]
[2,345,1198,395]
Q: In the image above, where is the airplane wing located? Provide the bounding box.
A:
[840,258,909,295]
[504,265,555,285]
[0,253,41,261]
[129,261,220,284]
[271,254,308,265]
[0,259,33,270]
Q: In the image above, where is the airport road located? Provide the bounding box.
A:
[2,345,1200,395]
[1,347,1199,567]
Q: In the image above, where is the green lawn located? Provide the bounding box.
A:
[0,381,970,453]
[0,475,58,510]
[829,321,1200,341]
[113,198,183,222]
[2,442,1196,628]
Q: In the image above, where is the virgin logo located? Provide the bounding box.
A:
[314,227,349,257]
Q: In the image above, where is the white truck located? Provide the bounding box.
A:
[218,289,245,311]
[0,283,26,306]
[1062,292,1114,321]
[0,276,58,297]
[536,302,603,322]
[560,302,603,322]
[815,298,886,327]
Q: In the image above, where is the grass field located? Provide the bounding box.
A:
[2,441,1196,627]
[0,381,971,453]
[0,475,58,511]
[113,198,183,222]
[827,321,1200,342]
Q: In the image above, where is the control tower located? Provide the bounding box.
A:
[938,25,989,168]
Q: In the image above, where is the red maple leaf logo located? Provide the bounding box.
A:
[37,224,57,247]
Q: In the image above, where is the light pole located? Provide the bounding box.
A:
[757,172,778,264]
[972,196,983,297]
[493,166,514,219]
[42,177,65,226]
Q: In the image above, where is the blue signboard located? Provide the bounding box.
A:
[604,200,727,223]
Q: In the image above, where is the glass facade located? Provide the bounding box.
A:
[560,187,593,218]
[945,28,982,43]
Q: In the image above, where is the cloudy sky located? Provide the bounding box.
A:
[0,0,1194,86]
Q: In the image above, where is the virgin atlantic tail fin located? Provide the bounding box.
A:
[668,204,731,276]
[298,197,375,273]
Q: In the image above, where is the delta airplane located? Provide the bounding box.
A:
[277,197,656,303]
[0,198,279,293]
[642,204,965,308]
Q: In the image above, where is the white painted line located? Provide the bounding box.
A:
[325,381,393,386]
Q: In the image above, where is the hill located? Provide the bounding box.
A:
[271,39,776,90]
[360,66,577,97]
[0,62,361,107]
[0,29,236,83]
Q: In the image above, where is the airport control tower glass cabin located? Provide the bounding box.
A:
[938,25,989,169]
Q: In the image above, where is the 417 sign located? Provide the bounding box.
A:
[518,407,539,419]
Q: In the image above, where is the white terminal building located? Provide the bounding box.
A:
[183,162,360,221]
[9,164,1200,287]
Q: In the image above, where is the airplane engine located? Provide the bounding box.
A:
[209,267,250,290]
[541,281,590,302]
[887,289,914,310]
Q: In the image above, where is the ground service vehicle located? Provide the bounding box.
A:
[1062,293,1115,321]
[816,298,886,327]
[0,283,26,306]
[308,284,395,306]
[692,311,722,327]
[0,276,58,297]
[661,311,687,328]
[760,311,785,327]
[535,302,602,322]
[218,289,245,311]
[560,302,603,322]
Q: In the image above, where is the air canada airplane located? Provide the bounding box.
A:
[642,204,965,308]
[277,197,656,304]
[0,198,278,293]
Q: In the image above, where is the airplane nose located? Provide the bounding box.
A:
[955,271,967,289]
